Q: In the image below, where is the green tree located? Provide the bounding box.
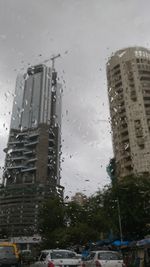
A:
[65,201,87,227]
[65,200,100,245]
[38,176,150,248]
[38,196,65,248]
[102,175,150,240]
[84,192,110,237]
[64,223,99,245]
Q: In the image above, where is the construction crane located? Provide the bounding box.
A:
[42,53,61,70]
[51,54,61,70]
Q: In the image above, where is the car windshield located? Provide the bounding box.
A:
[39,252,49,261]
[0,246,15,258]
[0,1,150,263]
[51,251,76,259]
[98,252,122,260]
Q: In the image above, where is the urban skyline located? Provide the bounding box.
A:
[0,0,150,196]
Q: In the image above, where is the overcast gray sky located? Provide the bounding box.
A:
[0,0,150,197]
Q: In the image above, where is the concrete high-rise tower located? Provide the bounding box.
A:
[0,63,63,237]
[4,64,62,186]
[107,47,150,179]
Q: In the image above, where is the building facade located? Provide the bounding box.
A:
[0,64,63,237]
[107,47,150,178]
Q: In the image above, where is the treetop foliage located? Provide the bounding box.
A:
[38,175,150,248]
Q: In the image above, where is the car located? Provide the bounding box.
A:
[75,254,82,259]
[81,250,124,267]
[30,249,82,267]
[0,242,21,267]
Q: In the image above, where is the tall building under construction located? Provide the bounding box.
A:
[0,63,63,237]
[107,47,150,179]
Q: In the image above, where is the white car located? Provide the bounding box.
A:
[81,250,124,267]
[30,249,81,267]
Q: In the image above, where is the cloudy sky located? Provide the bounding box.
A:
[0,0,150,197]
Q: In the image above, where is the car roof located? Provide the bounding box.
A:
[41,249,75,253]
[0,242,17,247]
[90,250,120,253]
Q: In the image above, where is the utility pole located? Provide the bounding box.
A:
[117,198,123,242]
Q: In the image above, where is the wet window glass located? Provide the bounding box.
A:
[0,246,15,258]
[98,252,122,260]
[0,0,150,264]
[39,252,48,261]
[51,251,76,259]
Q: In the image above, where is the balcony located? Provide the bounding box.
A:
[115,81,122,88]
[113,69,121,76]
[15,132,27,139]
[117,93,124,101]
[7,156,25,161]
[48,138,55,143]
[119,110,126,118]
[48,147,55,152]
[28,133,39,139]
[120,127,128,134]
[146,107,150,115]
[24,140,38,147]
[48,155,54,159]
[140,76,150,81]
[114,75,121,82]
[116,87,123,94]
[143,95,150,106]
[7,165,24,170]
[124,161,132,168]
[118,107,126,114]
[11,148,25,153]
[49,140,55,147]
[139,70,150,75]
[21,167,36,172]
[137,138,145,146]
[113,64,120,70]
[24,150,34,155]
[121,135,129,142]
[27,158,37,163]
[8,140,25,145]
